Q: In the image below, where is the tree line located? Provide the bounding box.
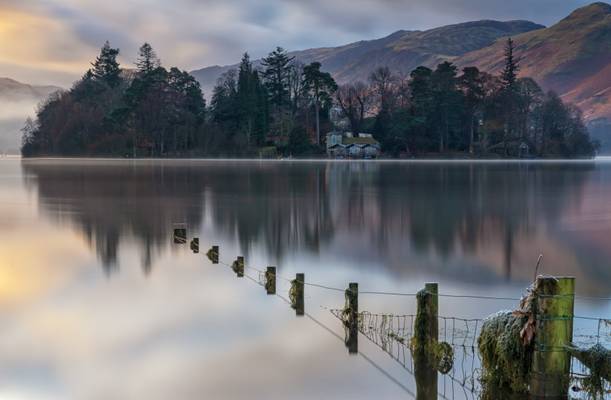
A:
[22,39,597,158]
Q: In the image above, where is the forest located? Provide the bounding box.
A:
[21,39,598,158]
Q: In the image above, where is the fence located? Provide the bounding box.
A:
[183,230,611,399]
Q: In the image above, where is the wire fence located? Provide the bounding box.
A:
[195,241,611,399]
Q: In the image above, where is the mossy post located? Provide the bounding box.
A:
[415,283,439,347]
[345,282,358,354]
[265,266,276,295]
[232,256,244,278]
[190,238,199,253]
[173,228,186,244]
[291,273,304,316]
[530,276,575,399]
[210,245,219,264]
[414,282,439,400]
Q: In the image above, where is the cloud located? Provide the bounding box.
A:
[0,0,596,87]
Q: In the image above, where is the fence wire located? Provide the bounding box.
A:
[198,242,611,399]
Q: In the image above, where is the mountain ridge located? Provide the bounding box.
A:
[191,19,544,96]
[455,2,611,122]
[191,3,611,126]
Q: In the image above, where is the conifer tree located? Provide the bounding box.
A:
[91,41,121,87]
[136,43,161,75]
[501,38,519,91]
[302,62,337,146]
[261,47,294,108]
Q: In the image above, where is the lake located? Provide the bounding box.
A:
[0,158,609,399]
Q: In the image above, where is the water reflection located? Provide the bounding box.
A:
[20,160,611,293]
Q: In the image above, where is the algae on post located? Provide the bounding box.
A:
[478,310,534,394]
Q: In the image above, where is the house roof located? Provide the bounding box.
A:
[343,137,379,145]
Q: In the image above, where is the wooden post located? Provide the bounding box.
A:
[232,256,244,278]
[206,245,219,264]
[345,282,358,354]
[265,267,276,295]
[190,238,199,253]
[173,228,186,244]
[414,282,439,400]
[530,276,575,399]
[415,283,439,346]
[290,273,304,316]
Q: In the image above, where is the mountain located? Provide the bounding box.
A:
[456,2,611,123]
[191,20,543,97]
[0,78,62,153]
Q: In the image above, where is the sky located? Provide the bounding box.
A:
[0,0,598,87]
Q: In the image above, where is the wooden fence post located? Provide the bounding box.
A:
[414,282,439,400]
[265,267,276,295]
[173,228,187,244]
[190,238,199,253]
[232,256,244,278]
[345,282,358,354]
[207,245,219,264]
[415,282,439,347]
[530,276,575,398]
[290,273,304,316]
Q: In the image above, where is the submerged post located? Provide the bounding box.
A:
[206,245,219,264]
[530,276,575,399]
[173,227,187,244]
[290,273,304,316]
[414,282,439,400]
[344,282,358,354]
[265,267,276,295]
[232,256,244,278]
[190,238,199,253]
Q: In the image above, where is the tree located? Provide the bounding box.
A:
[236,53,268,146]
[136,43,160,75]
[369,67,397,147]
[409,66,435,151]
[261,47,294,108]
[460,67,486,154]
[431,62,463,152]
[302,62,337,146]
[499,37,521,155]
[501,38,519,91]
[336,82,371,134]
[369,67,396,114]
[91,41,121,88]
[20,117,38,155]
[287,62,305,115]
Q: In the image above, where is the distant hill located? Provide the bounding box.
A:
[456,2,611,124]
[191,20,543,97]
[0,78,62,153]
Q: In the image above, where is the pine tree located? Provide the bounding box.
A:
[431,62,462,152]
[501,38,519,91]
[302,62,337,146]
[500,37,521,155]
[460,67,486,154]
[261,47,294,108]
[91,41,121,87]
[136,43,160,75]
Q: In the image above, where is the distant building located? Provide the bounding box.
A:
[326,132,381,158]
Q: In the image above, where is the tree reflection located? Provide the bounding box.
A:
[22,160,595,283]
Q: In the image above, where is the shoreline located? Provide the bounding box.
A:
[13,156,610,163]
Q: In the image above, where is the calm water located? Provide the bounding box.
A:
[0,158,610,399]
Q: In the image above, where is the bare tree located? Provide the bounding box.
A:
[336,82,371,134]
[369,66,397,114]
